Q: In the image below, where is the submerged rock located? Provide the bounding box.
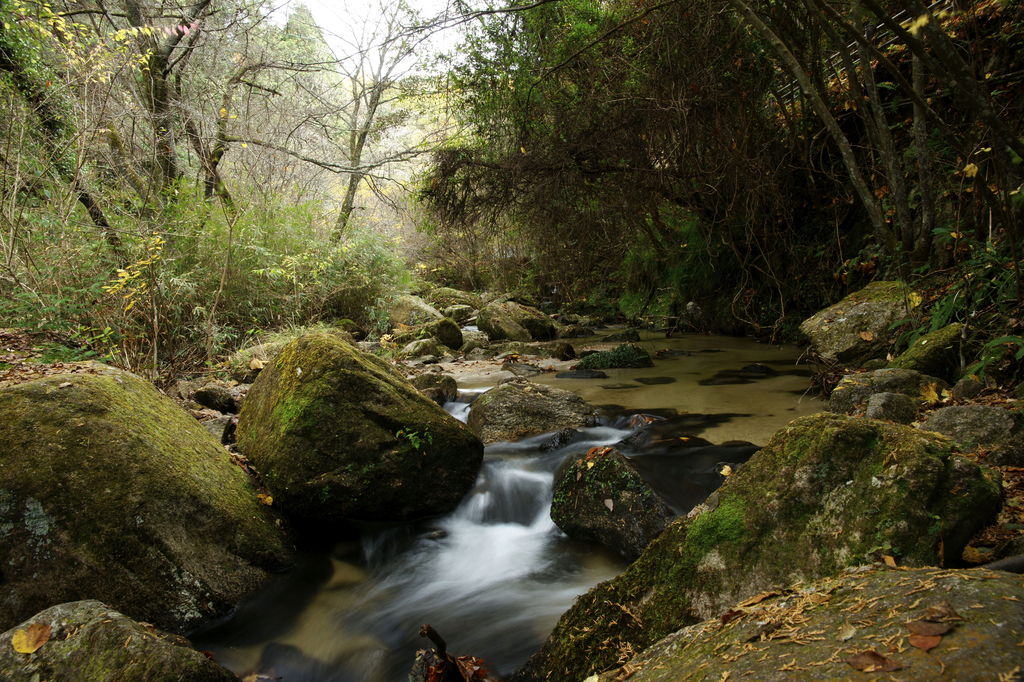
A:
[888,323,964,382]
[551,448,673,561]
[237,333,483,525]
[477,301,556,342]
[799,280,911,365]
[575,344,654,370]
[467,378,597,444]
[0,600,237,681]
[596,567,1024,682]
[0,367,291,633]
[513,413,1000,681]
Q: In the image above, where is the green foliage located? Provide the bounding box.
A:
[395,428,433,453]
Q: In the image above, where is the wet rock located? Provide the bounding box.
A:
[888,323,964,383]
[514,413,1001,681]
[390,294,444,326]
[595,567,1024,682]
[502,361,546,377]
[466,347,497,360]
[864,391,917,424]
[493,341,553,358]
[412,373,459,405]
[539,428,582,451]
[799,280,911,365]
[555,370,609,379]
[919,405,1024,466]
[575,344,654,370]
[426,318,464,350]
[477,301,556,342]
[551,448,674,561]
[0,368,291,633]
[0,600,237,681]
[829,368,947,414]
[202,414,236,444]
[467,378,597,444]
[237,332,483,524]
[603,329,640,343]
[193,382,238,414]
[699,364,779,385]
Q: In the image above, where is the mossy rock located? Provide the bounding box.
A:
[427,318,463,350]
[0,368,291,634]
[575,344,653,370]
[236,333,483,524]
[389,294,444,326]
[829,368,947,415]
[0,600,237,681]
[467,378,597,444]
[226,327,354,383]
[889,323,964,382]
[551,448,673,561]
[400,337,443,359]
[412,372,458,405]
[460,330,490,354]
[799,281,911,365]
[477,301,555,342]
[596,567,1024,682]
[426,287,483,310]
[513,413,1000,681]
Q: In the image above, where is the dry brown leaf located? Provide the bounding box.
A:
[11,623,51,654]
[846,650,902,672]
[909,634,942,651]
[922,602,962,622]
[920,383,940,403]
[249,357,265,371]
[738,591,781,608]
[882,554,897,568]
[906,620,953,636]
[858,331,875,342]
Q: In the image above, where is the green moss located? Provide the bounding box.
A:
[576,344,653,369]
[889,322,964,381]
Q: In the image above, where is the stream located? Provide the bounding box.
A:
[194,333,822,681]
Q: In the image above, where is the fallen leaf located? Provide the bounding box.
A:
[586,461,595,469]
[906,620,953,636]
[603,498,614,511]
[882,554,897,568]
[838,624,857,641]
[256,493,273,506]
[720,609,743,625]
[11,623,51,654]
[249,358,265,371]
[920,383,940,403]
[847,650,902,672]
[922,602,962,622]
[719,465,733,477]
[963,162,979,178]
[908,291,923,308]
[59,381,73,388]
[859,331,875,342]
[909,634,942,651]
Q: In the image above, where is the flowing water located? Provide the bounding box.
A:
[195,333,822,681]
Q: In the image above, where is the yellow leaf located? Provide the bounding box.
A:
[920,382,939,403]
[11,623,51,654]
[249,358,265,371]
[963,163,979,178]
[219,106,228,118]
[240,143,248,148]
[908,291,923,308]
[882,554,897,568]
[859,331,875,342]
[586,461,595,469]
[720,465,733,477]
[907,14,930,35]
[519,147,526,154]
[256,493,273,506]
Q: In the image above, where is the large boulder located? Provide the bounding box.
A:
[799,281,912,365]
[0,601,237,681]
[411,372,459,405]
[389,294,444,326]
[426,287,483,310]
[476,301,556,342]
[829,368,947,415]
[889,323,964,382]
[513,413,1000,681]
[467,378,597,444]
[596,567,1024,682]
[919,404,1024,466]
[0,367,291,633]
[551,447,674,561]
[236,333,483,524]
[576,343,654,370]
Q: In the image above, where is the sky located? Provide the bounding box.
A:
[271,0,465,68]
